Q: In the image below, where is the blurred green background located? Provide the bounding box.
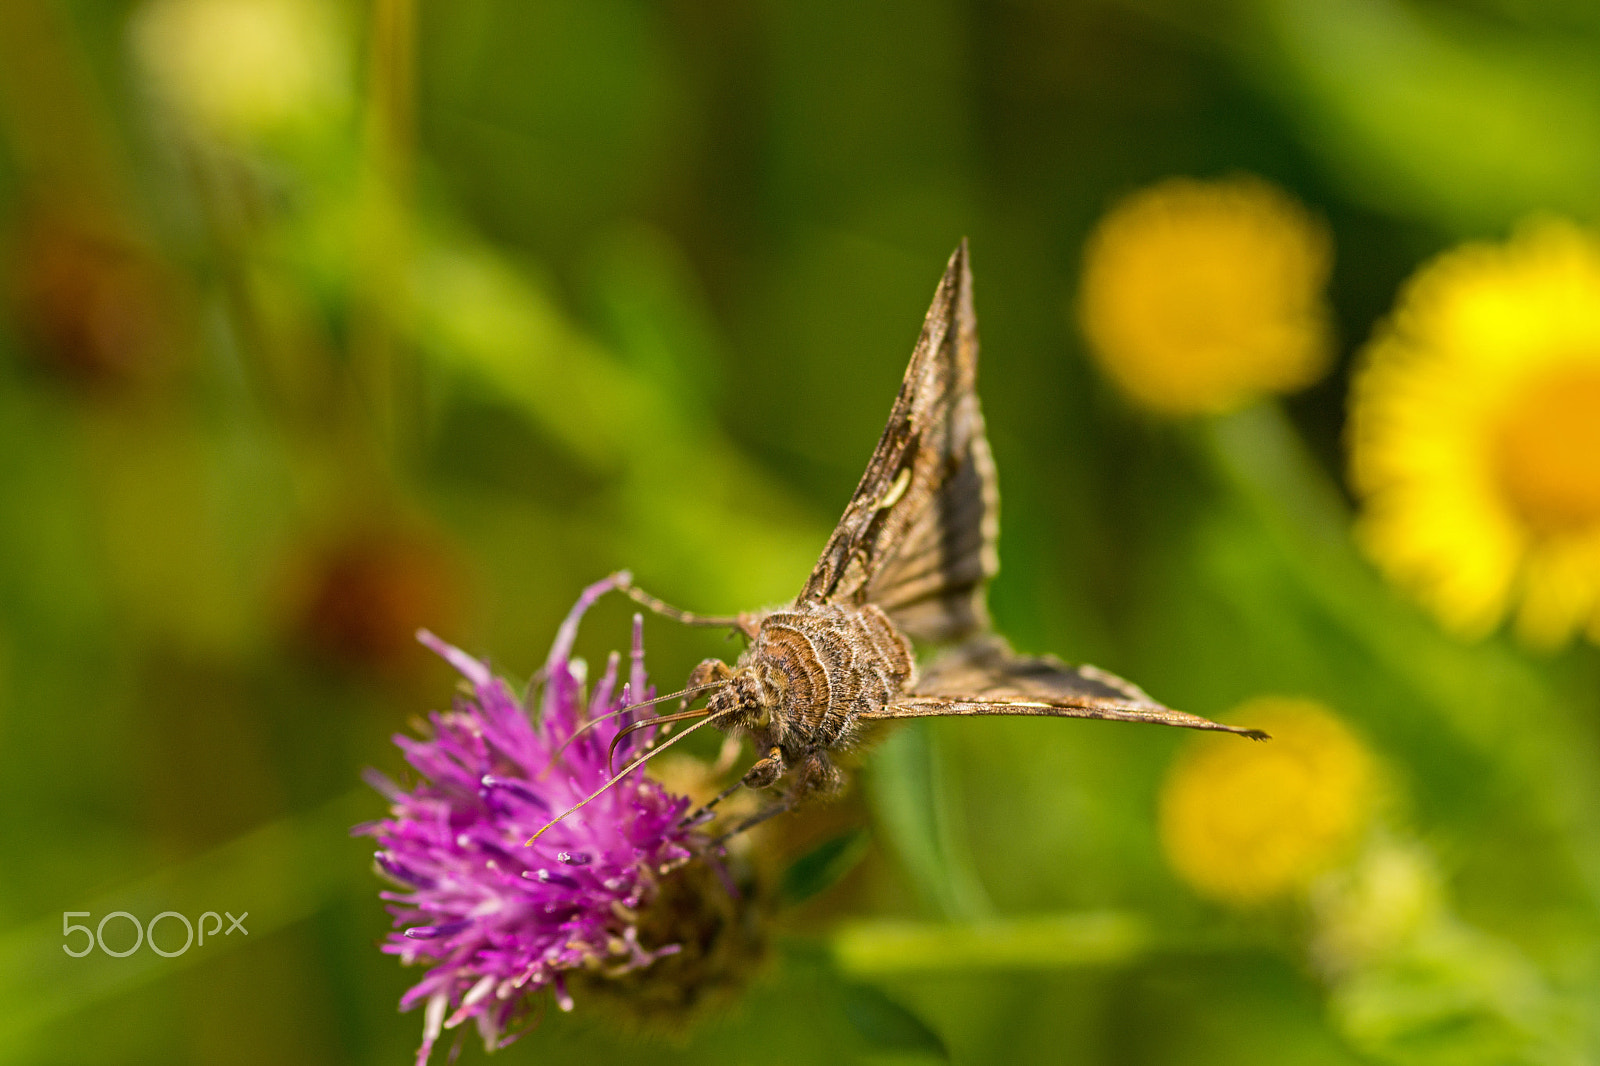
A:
[2,0,1598,1063]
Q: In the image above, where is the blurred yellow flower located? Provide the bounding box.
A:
[132,0,347,139]
[1077,175,1334,415]
[1159,698,1376,905]
[1349,220,1600,648]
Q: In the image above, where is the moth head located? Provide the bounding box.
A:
[702,662,775,731]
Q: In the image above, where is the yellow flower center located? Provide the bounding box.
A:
[1494,363,1600,536]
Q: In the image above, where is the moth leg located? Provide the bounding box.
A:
[787,749,844,805]
[679,777,745,829]
[618,579,761,641]
[683,658,735,711]
[741,745,787,790]
[713,801,791,846]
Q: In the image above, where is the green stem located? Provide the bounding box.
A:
[354,0,418,463]
[831,911,1158,975]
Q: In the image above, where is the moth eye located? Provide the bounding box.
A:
[878,467,912,510]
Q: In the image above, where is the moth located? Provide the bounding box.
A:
[533,242,1265,843]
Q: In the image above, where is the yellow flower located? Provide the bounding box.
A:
[1159,698,1377,905]
[1077,175,1334,415]
[1349,220,1600,648]
[132,0,348,140]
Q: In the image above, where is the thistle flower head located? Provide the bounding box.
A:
[357,574,757,1063]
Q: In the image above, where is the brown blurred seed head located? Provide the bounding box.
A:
[6,208,182,388]
[292,529,459,675]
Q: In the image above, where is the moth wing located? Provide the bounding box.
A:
[797,241,999,643]
[862,635,1268,738]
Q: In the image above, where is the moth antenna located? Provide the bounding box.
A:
[541,679,731,774]
[607,706,713,773]
[525,710,734,846]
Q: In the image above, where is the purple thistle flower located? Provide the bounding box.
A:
[357,573,756,1064]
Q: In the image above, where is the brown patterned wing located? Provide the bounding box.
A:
[797,241,999,643]
[862,635,1269,738]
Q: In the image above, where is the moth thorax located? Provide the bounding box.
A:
[757,604,914,720]
[748,660,793,724]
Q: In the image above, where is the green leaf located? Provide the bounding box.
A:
[1245,0,1600,230]
[780,828,870,908]
[840,982,949,1061]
